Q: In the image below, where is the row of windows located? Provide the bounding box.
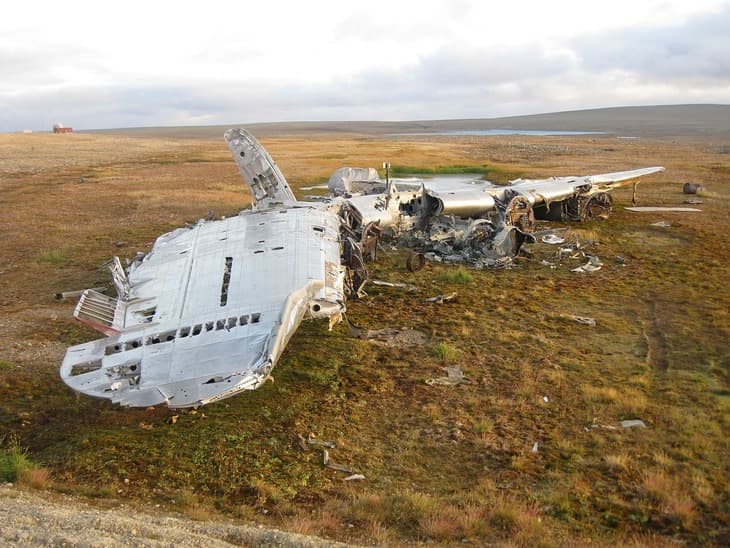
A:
[104,312,262,356]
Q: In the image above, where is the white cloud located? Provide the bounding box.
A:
[1,0,728,130]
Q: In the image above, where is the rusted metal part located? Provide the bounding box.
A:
[406,252,426,272]
[342,236,368,298]
[504,194,535,233]
[579,192,613,222]
[683,182,704,194]
[360,221,381,262]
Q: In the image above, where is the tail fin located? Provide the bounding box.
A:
[224,128,296,208]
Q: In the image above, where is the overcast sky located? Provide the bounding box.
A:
[1,0,729,131]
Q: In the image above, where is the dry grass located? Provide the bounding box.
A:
[17,467,50,490]
[0,128,728,545]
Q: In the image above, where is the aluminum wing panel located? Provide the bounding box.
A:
[61,206,344,408]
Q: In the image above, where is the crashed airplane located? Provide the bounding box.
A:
[60,129,664,408]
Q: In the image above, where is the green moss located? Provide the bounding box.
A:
[437,267,473,283]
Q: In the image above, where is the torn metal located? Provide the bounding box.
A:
[425,366,470,386]
[60,128,664,408]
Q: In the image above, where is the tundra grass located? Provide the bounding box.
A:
[0,132,727,545]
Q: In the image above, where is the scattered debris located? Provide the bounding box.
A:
[586,421,618,431]
[683,182,704,194]
[406,252,426,272]
[425,292,457,303]
[426,366,470,386]
[167,415,179,425]
[572,316,597,326]
[346,317,428,347]
[371,280,416,291]
[306,433,336,449]
[322,449,353,473]
[571,255,603,273]
[558,241,583,260]
[683,198,703,205]
[297,433,361,476]
[615,255,628,265]
[651,220,672,228]
[296,434,309,452]
[540,259,556,268]
[620,419,647,429]
[532,442,539,453]
[542,396,549,403]
[625,206,701,212]
[59,128,666,409]
[541,234,566,245]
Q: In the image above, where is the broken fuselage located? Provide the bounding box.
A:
[60,129,663,407]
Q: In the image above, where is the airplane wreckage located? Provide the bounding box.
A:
[60,129,664,408]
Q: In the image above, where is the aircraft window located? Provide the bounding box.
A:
[192,324,202,336]
[105,344,122,356]
[227,317,237,329]
[124,339,142,351]
[272,246,284,250]
[69,359,102,377]
[251,313,261,323]
[239,315,249,325]
[179,326,191,338]
[150,330,176,344]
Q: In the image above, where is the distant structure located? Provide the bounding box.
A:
[53,123,73,134]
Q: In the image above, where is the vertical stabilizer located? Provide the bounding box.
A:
[224,128,296,208]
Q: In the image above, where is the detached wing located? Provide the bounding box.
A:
[60,207,344,408]
[508,166,665,206]
[61,129,345,408]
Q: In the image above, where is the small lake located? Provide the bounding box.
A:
[396,129,605,136]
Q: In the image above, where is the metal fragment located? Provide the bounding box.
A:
[425,366,469,386]
[425,292,457,303]
[572,316,597,327]
[541,234,565,245]
[620,419,647,429]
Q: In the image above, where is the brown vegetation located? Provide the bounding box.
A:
[0,125,728,545]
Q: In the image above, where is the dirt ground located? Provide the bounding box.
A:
[0,484,344,547]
